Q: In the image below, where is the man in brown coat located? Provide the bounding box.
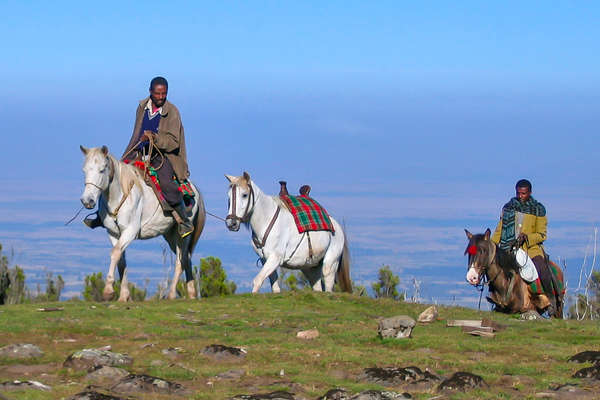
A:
[85,77,193,237]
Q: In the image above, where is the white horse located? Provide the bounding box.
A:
[79,145,205,301]
[225,172,351,293]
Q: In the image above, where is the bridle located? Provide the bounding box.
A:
[85,156,115,192]
[468,242,516,308]
[226,182,256,224]
[84,156,132,218]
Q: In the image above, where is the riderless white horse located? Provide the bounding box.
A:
[225,172,351,293]
[79,145,205,301]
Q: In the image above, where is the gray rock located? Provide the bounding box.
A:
[64,348,133,371]
[417,306,438,323]
[351,391,411,399]
[520,310,547,321]
[378,316,416,339]
[0,344,43,359]
[230,391,296,399]
[110,373,190,396]
[0,380,51,391]
[317,388,350,399]
[438,371,488,392]
[537,383,600,400]
[66,390,127,400]
[572,365,600,379]
[201,344,247,360]
[569,351,600,365]
[86,366,129,382]
[359,366,440,386]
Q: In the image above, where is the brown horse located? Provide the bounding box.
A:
[464,229,564,318]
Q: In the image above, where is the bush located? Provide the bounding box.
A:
[372,265,404,300]
[196,257,236,297]
[83,272,105,302]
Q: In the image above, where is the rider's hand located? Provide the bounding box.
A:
[517,233,528,247]
[141,130,155,142]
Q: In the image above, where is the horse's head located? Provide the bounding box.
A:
[80,145,113,209]
[225,171,255,231]
[464,228,496,285]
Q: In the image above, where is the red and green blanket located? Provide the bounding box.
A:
[127,160,194,203]
[528,260,565,296]
[280,194,335,234]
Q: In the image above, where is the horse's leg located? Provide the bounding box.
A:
[104,230,136,301]
[117,251,130,302]
[164,229,183,300]
[181,236,197,299]
[253,255,283,293]
[302,266,323,291]
[321,243,342,292]
[268,270,280,293]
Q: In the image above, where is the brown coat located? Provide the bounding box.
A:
[122,97,189,181]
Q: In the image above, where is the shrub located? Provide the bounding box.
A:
[372,265,404,300]
[196,257,236,297]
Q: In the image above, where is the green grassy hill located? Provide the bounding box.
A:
[0,292,599,399]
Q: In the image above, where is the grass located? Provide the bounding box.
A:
[0,292,598,399]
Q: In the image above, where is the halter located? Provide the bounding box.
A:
[469,243,515,308]
[84,156,132,218]
[226,182,256,224]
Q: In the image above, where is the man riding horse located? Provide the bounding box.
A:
[491,179,556,313]
[84,76,194,237]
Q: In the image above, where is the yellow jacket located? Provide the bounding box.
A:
[492,209,547,259]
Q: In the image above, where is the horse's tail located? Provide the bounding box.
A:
[189,190,206,257]
[336,236,352,293]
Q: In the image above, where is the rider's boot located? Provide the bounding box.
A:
[174,203,194,238]
[83,214,103,229]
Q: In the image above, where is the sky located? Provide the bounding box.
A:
[0,2,598,307]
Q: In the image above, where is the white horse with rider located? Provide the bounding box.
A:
[225,172,351,294]
[79,145,205,301]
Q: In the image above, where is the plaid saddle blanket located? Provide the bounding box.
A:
[128,161,195,204]
[528,260,565,296]
[280,194,335,234]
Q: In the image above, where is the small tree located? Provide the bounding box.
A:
[0,244,10,305]
[569,270,600,319]
[281,269,310,291]
[196,257,236,297]
[372,265,404,300]
[6,265,26,304]
[83,272,105,302]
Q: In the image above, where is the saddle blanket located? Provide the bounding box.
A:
[128,160,195,202]
[280,194,335,234]
[527,260,565,296]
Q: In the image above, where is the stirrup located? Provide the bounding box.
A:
[83,214,103,229]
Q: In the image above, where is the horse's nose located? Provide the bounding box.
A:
[225,217,240,232]
[81,197,95,209]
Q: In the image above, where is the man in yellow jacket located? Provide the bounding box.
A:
[491,179,553,297]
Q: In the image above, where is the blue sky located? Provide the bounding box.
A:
[1,2,598,306]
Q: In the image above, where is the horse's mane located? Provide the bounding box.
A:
[109,154,142,193]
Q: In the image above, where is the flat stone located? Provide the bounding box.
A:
[520,310,547,321]
[417,306,438,323]
[0,380,51,391]
[351,390,412,399]
[230,391,296,399]
[0,344,43,359]
[86,366,129,382]
[201,344,247,360]
[378,316,416,339]
[568,351,600,365]
[67,390,128,400]
[64,348,133,371]
[536,383,599,399]
[572,365,600,379]
[317,388,350,399]
[438,371,488,392]
[110,374,190,396]
[359,366,440,387]
[297,329,319,340]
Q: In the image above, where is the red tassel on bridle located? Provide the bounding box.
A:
[467,245,477,255]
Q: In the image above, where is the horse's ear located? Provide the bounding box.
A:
[464,229,473,240]
[225,174,235,183]
[80,145,88,155]
[101,145,109,156]
[243,171,251,182]
[484,228,491,240]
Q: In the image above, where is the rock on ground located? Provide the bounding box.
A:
[64,348,133,371]
[0,344,43,359]
[568,351,600,365]
[86,365,129,383]
[110,373,190,396]
[201,344,247,360]
[359,366,440,386]
[572,365,600,379]
[417,306,438,323]
[438,371,488,392]
[66,390,128,400]
[0,380,51,391]
[296,329,319,340]
[350,390,412,399]
[378,316,416,339]
[230,391,297,399]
